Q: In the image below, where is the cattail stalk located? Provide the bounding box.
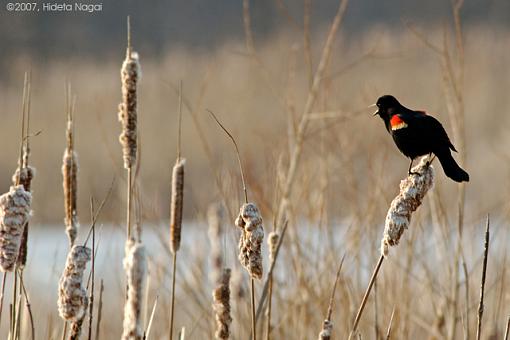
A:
[118,17,141,240]
[265,232,278,340]
[58,245,91,322]
[349,157,434,339]
[213,268,232,339]
[122,239,146,340]
[317,257,344,340]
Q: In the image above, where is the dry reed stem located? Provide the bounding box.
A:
[0,185,32,272]
[385,307,396,340]
[381,157,435,256]
[208,204,223,285]
[170,159,185,254]
[122,239,146,340]
[213,268,232,340]
[58,245,91,321]
[118,44,141,170]
[236,203,264,280]
[504,316,510,340]
[265,231,279,340]
[475,216,490,340]
[317,257,344,340]
[275,0,349,228]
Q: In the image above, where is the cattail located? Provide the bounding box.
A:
[381,157,434,256]
[12,165,35,269]
[0,185,32,272]
[208,203,223,284]
[122,238,146,340]
[63,147,79,246]
[170,158,185,253]
[267,231,279,263]
[213,268,232,340]
[235,203,264,280]
[118,49,141,170]
[69,316,87,340]
[318,319,333,340]
[58,245,91,321]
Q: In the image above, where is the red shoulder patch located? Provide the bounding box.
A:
[390,115,404,126]
[390,115,408,130]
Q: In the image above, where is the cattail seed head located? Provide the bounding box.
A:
[267,231,279,263]
[11,165,35,269]
[235,203,264,280]
[58,245,91,321]
[118,50,141,169]
[122,239,146,340]
[0,185,32,272]
[63,148,79,246]
[381,157,434,256]
[208,203,223,284]
[12,166,35,192]
[170,158,185,254]
[213,268,232,340]
[317,319,333,340]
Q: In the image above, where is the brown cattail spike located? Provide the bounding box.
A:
[122,239,146,340]
[381,157,434,256]
[208,204,223,284]
[63,145,79,246]
[213,268,232,340]
[58,245,91,321]
[0,185,32,272]
[170,158,185,253]
[118,47,141,169]
[236,203,264,280]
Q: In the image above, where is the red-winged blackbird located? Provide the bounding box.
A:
[373,95,469,182]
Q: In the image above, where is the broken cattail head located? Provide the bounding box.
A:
[12,166,36,192]
[381,157,434,256]
[0,185,32,272]
[63,148,79,246]
[122,238,146,340]
[170,158,185,254]
[213,268,232,340]
[57,245,91,321]
[118,50,141,169]
[236,202,264,280]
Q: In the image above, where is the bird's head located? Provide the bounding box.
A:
[372,95,402,121]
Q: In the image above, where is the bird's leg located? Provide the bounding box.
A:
[408,159,419,176]
[426,153,436,166]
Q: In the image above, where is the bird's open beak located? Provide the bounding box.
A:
[368,103,379,116]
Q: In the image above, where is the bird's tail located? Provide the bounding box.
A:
[435,148,469,182]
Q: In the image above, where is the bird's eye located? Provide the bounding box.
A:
[377,103,381,108]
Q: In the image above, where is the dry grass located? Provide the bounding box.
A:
[0,3,509,339]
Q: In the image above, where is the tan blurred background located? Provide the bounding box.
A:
[0,0,509,225]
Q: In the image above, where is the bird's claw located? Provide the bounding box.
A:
[408,171,420,176]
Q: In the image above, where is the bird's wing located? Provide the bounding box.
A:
[411,114,457,152]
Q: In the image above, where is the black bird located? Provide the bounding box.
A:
[373,95,469,182]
